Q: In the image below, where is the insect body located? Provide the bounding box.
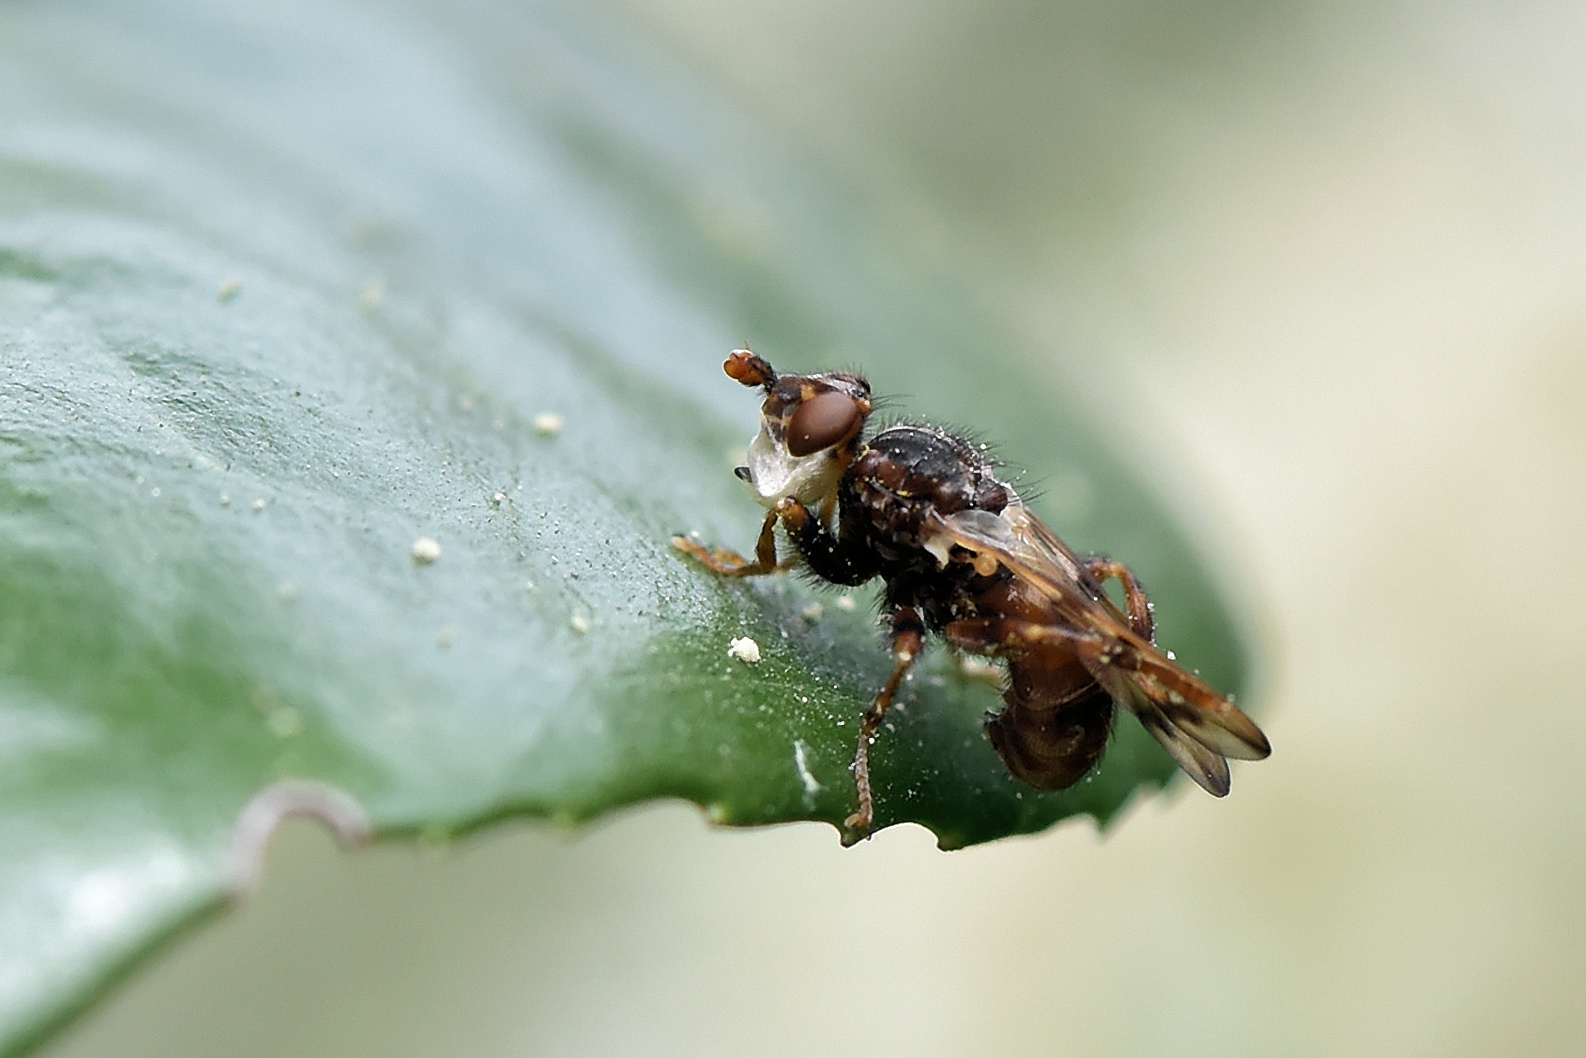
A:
[674,349,1270,844]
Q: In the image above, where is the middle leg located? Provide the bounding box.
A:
[842,605,925,845]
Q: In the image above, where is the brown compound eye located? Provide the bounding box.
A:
[787,390,863,456]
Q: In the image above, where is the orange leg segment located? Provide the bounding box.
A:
[670,509,783,576]
[842,606,925,845]
[1085,556,1154,640]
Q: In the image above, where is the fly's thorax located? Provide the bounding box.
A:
[848,426,1013,565]
[858,426,1010,514]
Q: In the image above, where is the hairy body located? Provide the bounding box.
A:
[675,350,1269,844]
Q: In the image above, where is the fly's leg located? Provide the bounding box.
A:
[843,606,924,846]
[940,617,1005,656]
[777,496,879,586]
[942,616,1090,654]
[675,497,879,584]
[1085,557,1154,640]
[946,565,1151,674]
[671,509,783,576]
[679,497,886,843]
[943,617,1115,670]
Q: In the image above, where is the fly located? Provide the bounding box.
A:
[674,348,1271,844]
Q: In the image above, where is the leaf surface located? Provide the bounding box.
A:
[0,0,1250,1052]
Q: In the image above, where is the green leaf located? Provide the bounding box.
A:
[0,0,1251,1053]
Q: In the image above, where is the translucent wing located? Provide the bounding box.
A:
[925,501,1270,795]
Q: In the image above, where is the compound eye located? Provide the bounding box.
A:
[787,390,863,457]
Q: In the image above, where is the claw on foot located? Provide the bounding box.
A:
[841,809,873,847]
[672,534,755,574]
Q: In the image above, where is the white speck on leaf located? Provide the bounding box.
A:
[533,412,564,437]
[793,740,821,808]
[411,537,442,564]
[727,636,761,664]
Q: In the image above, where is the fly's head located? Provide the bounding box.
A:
[723,348,872,511]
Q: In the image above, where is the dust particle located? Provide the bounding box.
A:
[727,636,762,664]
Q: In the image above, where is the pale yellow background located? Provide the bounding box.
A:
[48,2,1586,1055]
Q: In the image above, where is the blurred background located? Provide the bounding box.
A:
[44,0,1586,1055]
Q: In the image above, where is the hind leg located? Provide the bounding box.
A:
[1085,556,1154,639]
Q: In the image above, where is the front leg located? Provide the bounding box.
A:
[776,497,879,586]
[671,509,783,576]
[674,497,879,584]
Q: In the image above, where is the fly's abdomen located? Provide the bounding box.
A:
[985,651,1114,790]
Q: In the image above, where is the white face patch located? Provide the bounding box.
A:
[739,423,844,510]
